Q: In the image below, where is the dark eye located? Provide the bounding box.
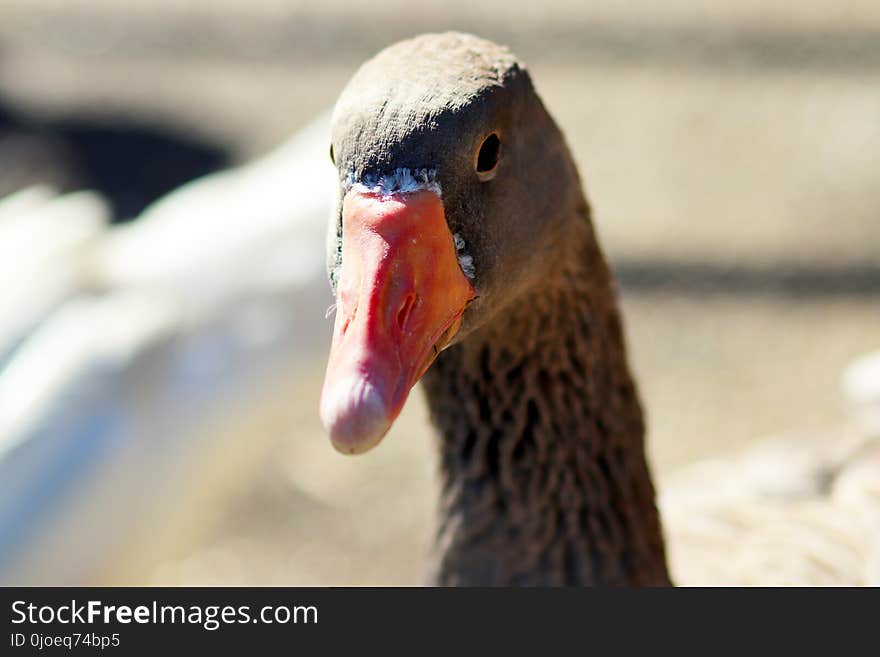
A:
[329,143,336,165]
[475,132,501,181]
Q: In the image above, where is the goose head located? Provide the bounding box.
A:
[321,32,584,454]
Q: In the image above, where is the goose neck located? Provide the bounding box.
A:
[422,223,670,585]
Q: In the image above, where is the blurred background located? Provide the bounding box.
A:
[0,0,878,585]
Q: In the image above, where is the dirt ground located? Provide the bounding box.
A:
[2,1,878,584]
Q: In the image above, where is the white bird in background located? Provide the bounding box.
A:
[0,114,336,585]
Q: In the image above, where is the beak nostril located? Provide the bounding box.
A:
[340,304,356,336]
[397,294,416,332]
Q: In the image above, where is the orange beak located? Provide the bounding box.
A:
[320,188,475,454]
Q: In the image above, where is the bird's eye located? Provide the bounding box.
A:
[475,132,501,181]
[329,143,336,165]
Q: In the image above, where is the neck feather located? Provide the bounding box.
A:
[421,211,670,586]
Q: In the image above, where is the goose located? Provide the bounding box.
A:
[318,32,880,586]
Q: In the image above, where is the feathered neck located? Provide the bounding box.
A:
[421,205,670,585]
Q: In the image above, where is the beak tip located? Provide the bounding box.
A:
[320,375,392,455]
